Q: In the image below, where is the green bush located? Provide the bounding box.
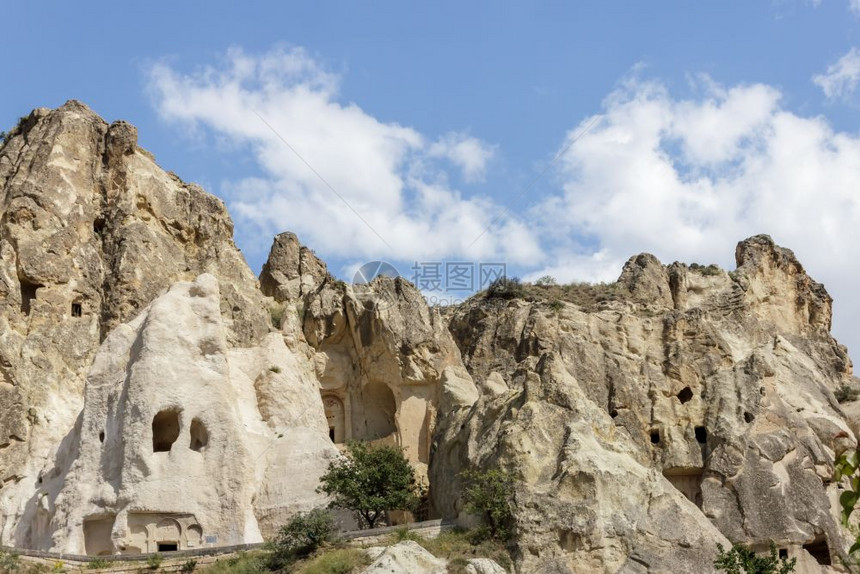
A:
[269,508,335,569]
[318,441,418,529]
[835,384,860,403]
[485,277,524,300]
[0,549,21,572]
[714,543,795,574]
[180,559,198,572]
[459,469,516,541]
[146,553,162,570]
[87,557,110,569]
[535,275,557,286]
[689,263,721,276]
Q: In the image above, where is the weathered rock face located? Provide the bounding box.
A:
[259,231,329,302]
[433,235,857,573]
[295,271,474,482]
[2,101,858,574]
[12,274,337,554]
[0,102,298,548]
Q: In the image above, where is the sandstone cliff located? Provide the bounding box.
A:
[0,102,270,547]
[0,102,858,574]
[432,236,857,573]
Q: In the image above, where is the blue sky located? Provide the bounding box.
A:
[5,1,860,355]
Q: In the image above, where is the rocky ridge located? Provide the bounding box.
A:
[0,102,857,573]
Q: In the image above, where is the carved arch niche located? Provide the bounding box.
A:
[322,394,348,443]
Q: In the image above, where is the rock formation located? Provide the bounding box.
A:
[1,102,858,573]
[361,540,507,573]
[0,102,269,549]
[432,236,857,573]
[17,274,337,554]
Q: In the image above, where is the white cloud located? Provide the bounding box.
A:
[147,46,539,265]
[813,47,860,99]
[851,0,860,13]
[428,132,496,182]
[149,47,860,357]
[531,75,860,354]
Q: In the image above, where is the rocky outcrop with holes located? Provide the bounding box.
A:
[0,101,270,545]
[432,235,858,573]
[1,101,859,573]
[295,273,475,482]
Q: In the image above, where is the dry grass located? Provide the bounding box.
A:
[293,547,371,574]
[480,280,629,313]
[417,530,512,573]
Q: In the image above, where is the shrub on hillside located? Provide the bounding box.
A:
[485,277,524,300]
[459,469,516,541]
[268,508,335,569]
[714,543,795,574]
[835,384,860,403]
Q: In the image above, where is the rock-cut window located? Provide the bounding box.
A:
[152,409,181,452]
[189,418,208,452]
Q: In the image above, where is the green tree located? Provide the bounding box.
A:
[714,543,796,574]
[268,508,335,569]
[318,441,418,529]
[459,468,516,541]
[835,448,860,565]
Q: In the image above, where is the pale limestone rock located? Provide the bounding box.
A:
[262,242,475,482]
[361,540,447,573]
[1,100,858,574]
[436,236,855,573]
[466,558,508,574]
[360,542,507,574]
[0,102,271,544]
[439,366,479,413]
[259,231,329,302]
[10,275,337,554]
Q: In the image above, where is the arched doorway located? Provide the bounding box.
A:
[323,395,346,443]
[154,518,181,552]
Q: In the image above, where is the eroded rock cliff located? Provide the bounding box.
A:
[1,102,858,574]
[432,236,857,573]
[0,102,269,547]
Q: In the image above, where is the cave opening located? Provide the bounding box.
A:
[72,302,83,317]
[650,429,661,445]
[677,387,694,404]
[803,537,831,565]
[744,411,755,424]
[152,409,181,452]
[663,468,704,508]
[695,426,708,444]
[20,279,42,315]
[189,418,208,452]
